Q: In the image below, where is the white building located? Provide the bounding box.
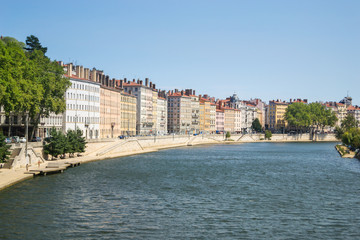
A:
[157,97,168,135]
[123,78,157,135]
[63,75,100,139]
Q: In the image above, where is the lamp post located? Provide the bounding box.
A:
[85,122,89,139]
[111,122,115,138]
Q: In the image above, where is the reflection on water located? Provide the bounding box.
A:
[0,142,359,239]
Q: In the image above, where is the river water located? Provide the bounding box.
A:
[1,142,360,239]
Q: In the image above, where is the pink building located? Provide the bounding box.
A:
[216,109,225,133]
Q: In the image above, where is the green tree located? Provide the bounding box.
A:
[284,102,311,132]
[226,131,231,139]
[25,36,70,139]
[25,35,47,54]
[265,130,272,140]
[341,114,359,132]
[0,36,25,49]
[251,118,262,132]
[43,128,67,159]
[0,40,43,136]
[75,129,86,155]
[0,132,11,163]
[342,128,360,151]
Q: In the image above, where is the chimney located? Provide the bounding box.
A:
[102,75,105,85]
[193,90,196,95]
[67,63,73,76]
[175,89,179,93]
[84,68,90,79]
[76,65,81,77]
[90,68,96,82]
[150,82,153,88]
[120,80,123,88]
[153,84,156,89]
[105,75,109,86]
[140,80,143,85]
[145,78,149,87]
[133,79,135,82]
[112,78,115,88]
[137,79,140,84]
[124,78,127,83]
[181,90,184,95]
[80,66,84,78]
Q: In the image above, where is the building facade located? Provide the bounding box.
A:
[99,86,122,138]
[167,90,192,134]
[156,97,168,135]
[123,78,156,135]
[268,100,288,131]
[63,75,100,139]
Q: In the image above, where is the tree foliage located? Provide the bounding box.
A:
[341,114,359,132]
[265,130,272,140]
[0,35,70,139]
[226,131,231,139]
[0,132,11,163]
[43,128,87,159]
[284,102,337,132]
[342,128,360,151]
[284,102,311,131]
[25,35,47,54]
[335,114,359,140]
[251,118,262,132]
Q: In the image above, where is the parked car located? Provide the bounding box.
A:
[11,136,20,143]
[31,137,42,142]
[4,138,12,144]
[19,137,27,143]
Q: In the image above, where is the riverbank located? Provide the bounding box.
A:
[0,133,339,192]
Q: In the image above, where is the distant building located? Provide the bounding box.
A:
[156,96,168,135]
[99,85,122,138]
[347,105,360,127]
[167,90,191,134]
[216,109,225,133]
[268,100,288,131]
[340,96,352,107]
[185,89,200,134]
[123,78,157,135]
[63,74,100,139]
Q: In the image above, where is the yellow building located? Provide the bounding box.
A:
[120,92,137,136]
[268,100,288,131]
[199,98,211,133]
[100,86,122,138]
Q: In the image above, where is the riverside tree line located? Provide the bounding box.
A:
[0,35,86,162]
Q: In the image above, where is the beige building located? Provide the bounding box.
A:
[185,89,200,134]
[167,90,192,134]
[223,107,235,133]
[100,86,122,138]
[120,91,137,136]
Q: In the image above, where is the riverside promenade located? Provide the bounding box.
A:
[0,133,338,191]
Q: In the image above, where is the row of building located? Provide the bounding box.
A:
[1,62,359,139]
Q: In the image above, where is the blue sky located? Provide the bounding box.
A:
[2,0,359,105]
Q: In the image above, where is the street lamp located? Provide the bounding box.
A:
[111,122,115,138]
